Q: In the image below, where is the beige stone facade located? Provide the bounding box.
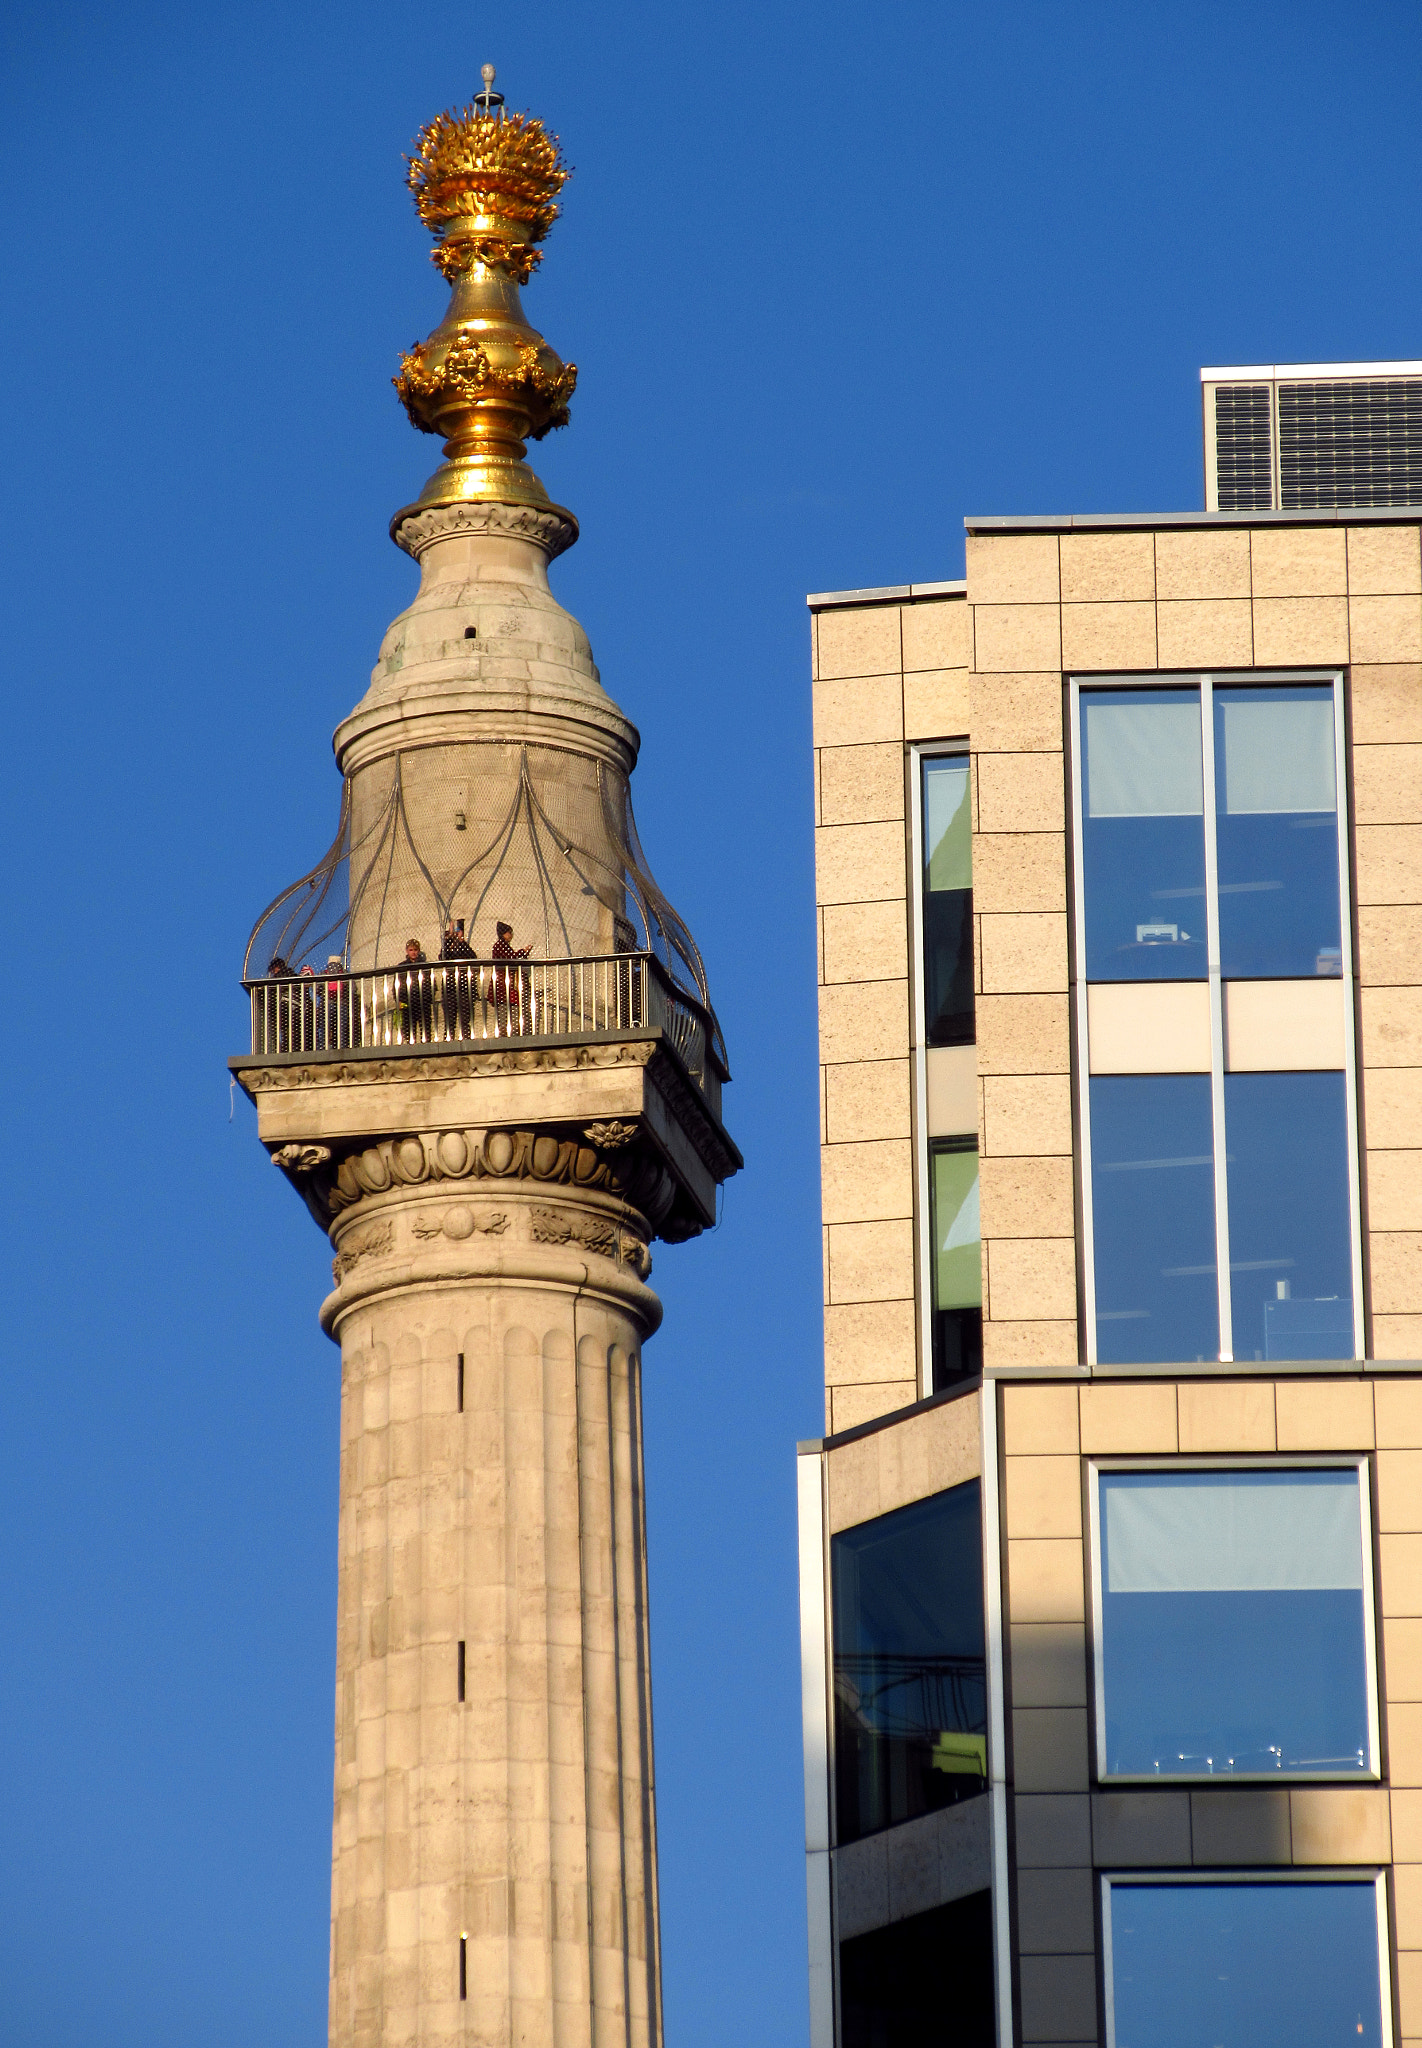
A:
[803,513,1422,2048]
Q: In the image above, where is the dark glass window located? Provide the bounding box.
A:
[1097,1467,1372,1778]
[930,1140,982,1389]
[1080,688,1207,982]
[1105,1879,1385,2048]
[1090,1075,1219,1364]
[1224,1071,1354,1360]
[922,756,973,1044]
[832,1483,986,1843]
[1214,685,1342,979]
[840,1891,994,2048]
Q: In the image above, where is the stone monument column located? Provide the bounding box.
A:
[233,71,738,2048]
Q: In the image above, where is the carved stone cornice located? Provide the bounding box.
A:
[235,1037,657,1093]
[391,497,579,562]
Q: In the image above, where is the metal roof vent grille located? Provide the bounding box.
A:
[1214,382,1274,511]
[1279,379,1422,509]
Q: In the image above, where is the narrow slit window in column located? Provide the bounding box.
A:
[922,755,974,1045]
[929,1139,982,1388]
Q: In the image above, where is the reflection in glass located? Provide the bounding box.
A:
[1097,1468,1371,1778]
[930,1141,982,1388]
[1106,1880,1384,2048]
[1224,1072,1354,1360]
[832,1483,985,1843]
[922,756,974,1045]
[1090,1076,1218,1363]
[840,1892,994,2048]
[1081,690,1207,982]
[1215,685,1341,978]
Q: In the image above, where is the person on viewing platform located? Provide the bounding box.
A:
[265,956,294,1050]
[490,919,532,1033]
[322,955,350,1049]
[441,917,477,1039]
[398,937,434,1043]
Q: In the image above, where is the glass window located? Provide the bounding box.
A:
[840,1892,994,2048]
[1224,1072,1355,1360]
[922,756,973,1045]
[1089,1076,1218,1364]
[831,1483,986,1843]
[1104,1878,1386,2048]
[1215,685,1342,979]
[1095,1466,1374,1778]
[930,1140,982,1388]
[1081,690,1207,981]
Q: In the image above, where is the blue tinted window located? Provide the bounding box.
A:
[1215,685,1342,978]
[1081,690,1206,981]
[1225,1072,1354,1361]
[1097,1468,1372,1778]
[1106,1880,1384,2048]
[831,1483,985,1843]
[1091,1076,1218,1363]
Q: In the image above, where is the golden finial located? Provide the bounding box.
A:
[391,70,577,517]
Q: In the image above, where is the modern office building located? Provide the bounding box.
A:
[800,372,1422,2046]
[233,76,737,2048]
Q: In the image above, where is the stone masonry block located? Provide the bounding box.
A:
[970,673,1065,754]
[824,1300,918,1388]
[1348,525,1422,595]
[1274,1379,1373,1449]
[1059,531,1155,603]
[973,834,1067,914]
[903,669,969,741]
[1352,595,1422,666]
[1357,905,1422,985]
[827,1219,915,1305]
[815,821,908,907]
[1003,1382,1080,1454]
[830,1381,916,1434]
[1190,1789,1291,1865]
[1176,1380,1276,1453]
[980,1155,1075,1240]
[967,533,1061,605]
[988,1238,1078,1322]
[974,605,1063,675]
[1155,598,1253,670]
[822,898,909,986]
[1018,1954,1097,2044]
[1368,1154,1422,1232]
[902,597,970,671]
[979,912,1069,994]
[819,743,906,828]
[1015,1793,1092,1868]
[1007,1539,1086,1624]
[1352,666,1422,746]
[816,605,900,681]
[813,673,904,748]
[1289,1787,1391,1865]
[983,1320,1081,1367]
[824,1058,911,1143]
[1060,601,1157,672]
[1013,1708,1090,1792]
[1383,1541,1422,1622]
[1010,1622,1090,1708]
[1364,1073,1422,1150]
[1393,1704,1422,1785]
[976,993,1072,1075]
[1005,1455,1083,1539]
[1251,525,1348,597]
[1394,1789,1422,1863]
[819,979,910,1066]
[1078,1383,1177,1454]
[982,1074,1074,1156]
[1091,1791,1191,1867]
[820,1139,914,1225]
[976,751,1065,834]
[1373,1237,1422,1318]
[1376,1381,1422,1448]
[1355,824,1422,904]
[1252,595,1349,665]
[1155,528,1252,600]
[1016,1866,1096,1954]
[1354,742,1422,826]
[1374,1314,1422,1360]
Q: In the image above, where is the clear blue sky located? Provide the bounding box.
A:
[2,3,1420,2042]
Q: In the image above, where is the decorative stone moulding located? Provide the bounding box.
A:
[390,497,579,561]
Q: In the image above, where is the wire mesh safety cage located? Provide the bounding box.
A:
[243,740,727,1080]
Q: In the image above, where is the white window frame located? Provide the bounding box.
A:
[1100,1868,1394,2048]
[910,740,975,1398]
[1068,668,1363,1366]
[1086,1455,1382,1784]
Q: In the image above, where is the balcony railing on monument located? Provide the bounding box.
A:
[245,952,721,1099]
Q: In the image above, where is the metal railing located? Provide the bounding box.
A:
[246,952,717,1095]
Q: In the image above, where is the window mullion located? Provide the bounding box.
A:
[1334,674,1366,1361]
[1200,673,1234,1362]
